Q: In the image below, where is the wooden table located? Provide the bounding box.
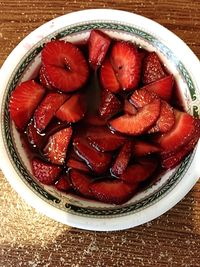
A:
[0,1,199,266]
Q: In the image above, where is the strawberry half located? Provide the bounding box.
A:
[34,92,69,132]
[55,174,71,192]
[90,179,136,205]
[73,137,112,174]
[110,41,141,90]
[32,157,62,185]
[121,158,157,185]
[70,169,93,198]
[86,126,126,152]
[42,40,89,92]
[99,90,122,119]
[124,99,137,115]
[67,158,90,173]
[88,29,111,70]
[142,52,166,85]
[43,127,72,165]
[142,75,174,101]
[109,98,161,135]
[133,140,161,157]
[100,58,121,93]
[111,141,132,177]
[9,80,45,130]
[55,93,86,123]
[130,88,157,108]
[39,66,54,90]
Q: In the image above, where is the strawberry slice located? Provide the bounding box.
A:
[27,120,44,149]
[148,100,175,133]
[84,113,106,126]
[42,40,89,92]
[39,66,54,90]
[32,158,62,185]
[88,29,111,70]
[43,127,72,165]
[70,169,93,198]
[109,98,161,135]
[73,137,112,174]
[90,179,136,205]
[9,80,45,130]
[55,93,86,123]
[130,88,157,108]
[142,75,174,101]
[86,126,126,152]
[110,41,141,90]
[133,140,161,157]
[142,52,166,85]
[100,58,121,93]
[99,90,122,119]
[121,158,157,185]
[67,158,90,173]
[111,141,132,177]
[155,110,197,154]
[124,99,137,115]
[55,174,71,192]
[34,92,69,132]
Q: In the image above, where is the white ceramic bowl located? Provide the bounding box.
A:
[0,9,200,231]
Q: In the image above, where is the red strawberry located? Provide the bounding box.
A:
[111,141,132,177]
[84,113,106,126]
[39,66,54,90]
[73,137,112,174]
[34,92,69,132]
[32,157,61,185]
[142,75,174,101]
[109,98,161,135]
[133,140,161,157]
[27,120,44,149]
[67,158,90,173]
[110,41,141,90]
[86,126,126,152]
[55,93,86,123]
[70,169,93,198]
[124,99,137,115]
[130,88,157,108]
[9,80,45,130]
[155,110,197,154]
[142,52,166,85]
[55,174,71,192]
[100,58,121,93]
[99,90,122,119]
[90,179,136,205]
[43,127,72,165]
[88,30,111,69]
[148,100,175,133]
[42,40,89,92]
[121,158,157,185]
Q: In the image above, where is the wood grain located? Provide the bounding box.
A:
[0,1,200,266]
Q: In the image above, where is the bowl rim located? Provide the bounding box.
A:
[0,9,200,231]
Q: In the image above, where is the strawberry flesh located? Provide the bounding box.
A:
[133,140,161,157]
[84,113,106,126]
[67,158,90,173]
[124,99,137,115]
[130,88,157,108]
[39,66,54,90]
[27,120,44,149]
[55,174,71,192]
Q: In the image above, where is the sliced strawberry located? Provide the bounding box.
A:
[9,80,45,130]
[142,75,174,101]
[67,158,90,173]
[142,52,166,85]
[32,157,62,185]
[70,169,93,198]
[27,120,44,149]
[121,158,157,185]
[148,100,175,133]
[39,66,54,90]
[130,88,157,108]
[84,113,106,126]
[111,141,132,177]
[124,99,137,115]
[43,127,72,165]
[133,140,161,157]
[73,137,112,174]
[34,92,69,132]
[110,41,141,90]
[99,90,122,119]
[88,29,111,70]
[155,110,197,154]
[100,58,121,93]
[55,93,86,123]
[109,98,161,135]
[42,40,89,92]
[86,126,126,152]
[55,174,71,192]
[90,179,136,205]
